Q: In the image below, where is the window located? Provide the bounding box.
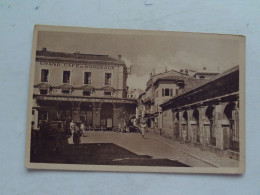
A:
[84,72,91,84]
[199,75,205,79]
[162,88,173,97]
[104,91,112,96]
[40,89,48,95]
[63,71,70,83]
[83,91,91,96]
[62,89,70,94]
[105,73,112,85]
[41,69,49,82]
[32,110,35,115]
[165,88,170,96]
[179,83,184,89]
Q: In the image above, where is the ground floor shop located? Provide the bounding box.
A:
[31,95,137,130]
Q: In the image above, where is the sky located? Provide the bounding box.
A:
[37,30,240,90]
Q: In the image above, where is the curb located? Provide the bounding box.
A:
[152,137,220,168]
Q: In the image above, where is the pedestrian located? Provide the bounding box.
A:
[70,120,75,135]
[73,124,81,149]
[122,120,126,133]
[117,122,122,133]
[140,120,147,139]
[80,122,86,137]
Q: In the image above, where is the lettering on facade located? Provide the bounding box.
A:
[39,96,135,104]
[39,62,114,70]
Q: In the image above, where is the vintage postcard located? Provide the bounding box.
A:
[25,25,245,174]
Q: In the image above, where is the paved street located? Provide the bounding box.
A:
[32,131,235,167]
[74,131,215,167]
[31,131,239,167]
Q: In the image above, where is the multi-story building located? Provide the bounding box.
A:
[31,48,136,129]
[194,68,220,79]
[139,70,199,132]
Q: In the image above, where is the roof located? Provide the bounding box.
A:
[146,69,189,91]
[36,49,124,64]
[161,65,239,107]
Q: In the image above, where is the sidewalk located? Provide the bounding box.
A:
[147,131,239,168]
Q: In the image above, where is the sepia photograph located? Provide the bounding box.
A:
[25,25,245,174]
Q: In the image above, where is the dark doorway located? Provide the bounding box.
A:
[80,102,93,126]
[101,103,113,129]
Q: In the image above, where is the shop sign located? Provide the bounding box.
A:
[37,96,136,104]
[39,61,114,70]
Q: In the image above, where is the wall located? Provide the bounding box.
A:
[34,61,125,98]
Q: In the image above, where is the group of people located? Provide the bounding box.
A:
[114,120,128,133]
[114,119,147,138]
[69,120,86,147]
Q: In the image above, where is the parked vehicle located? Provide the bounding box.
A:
[128,125,140,133]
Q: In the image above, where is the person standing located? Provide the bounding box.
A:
[140,120,147,139]
[73,123,81,149]
[70,120,75,135]
[80,122,86,137]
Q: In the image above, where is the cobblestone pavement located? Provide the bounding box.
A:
[72,131,215,167]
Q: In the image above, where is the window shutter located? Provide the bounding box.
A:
[170,89,173,96]
[162,88,165,96]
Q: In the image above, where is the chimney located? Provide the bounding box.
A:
[42,48,47,51]
[118,55,122,60]
[152,68,155,75]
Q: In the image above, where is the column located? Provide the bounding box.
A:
[187,109,193,142]
[92,107,101,127]
[178,110,183,141]
[215,104,225,150]
[198,107,205,146]
[113,108,124,127]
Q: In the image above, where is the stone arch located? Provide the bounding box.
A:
[57,101,72,121]
[173,112,180,140]
[181,110,188,141]
[191,108,200,143]
[204,105,216,146]
[79,102,93,126]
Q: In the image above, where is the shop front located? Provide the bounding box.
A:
[33,94,137,130]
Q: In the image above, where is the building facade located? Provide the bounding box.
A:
[32,48,136,129]
[160,65,239,159]
[139,70,197,132]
